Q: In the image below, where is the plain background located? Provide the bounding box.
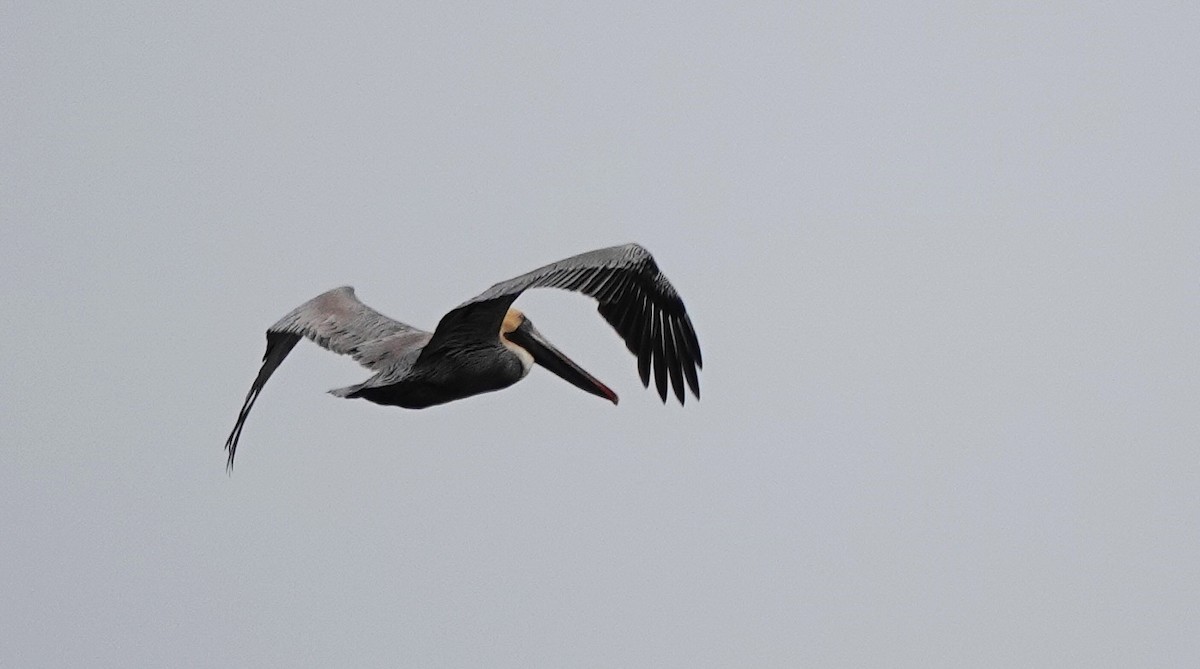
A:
[3,2,1197,667]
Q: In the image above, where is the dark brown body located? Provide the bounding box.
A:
[350,345,529,409]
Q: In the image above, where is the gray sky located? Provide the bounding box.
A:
[3,2,1198,667]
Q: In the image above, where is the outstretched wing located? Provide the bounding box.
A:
[420,243,702,404]
[224,286,429,470]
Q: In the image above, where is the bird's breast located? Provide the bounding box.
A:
[428,345,528,396]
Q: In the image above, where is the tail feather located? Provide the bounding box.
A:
[328,383,366,399]
[225,331,301,472]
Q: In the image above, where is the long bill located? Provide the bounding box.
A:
[507,319,619,405]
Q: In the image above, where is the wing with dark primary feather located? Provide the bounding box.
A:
[420,243,702,404]
[224,286,429,470]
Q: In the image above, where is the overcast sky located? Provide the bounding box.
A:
[3,2,1198,667]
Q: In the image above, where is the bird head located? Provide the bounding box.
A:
[501,308,618,404]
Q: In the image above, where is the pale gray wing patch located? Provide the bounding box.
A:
[268,286,426,368]
[225,286,430,470]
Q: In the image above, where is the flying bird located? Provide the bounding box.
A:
[224,243,702,469]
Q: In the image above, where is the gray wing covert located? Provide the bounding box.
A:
[267,286,425,368]
[224,286,429,470]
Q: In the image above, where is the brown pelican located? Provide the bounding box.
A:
[225,243,702,469]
